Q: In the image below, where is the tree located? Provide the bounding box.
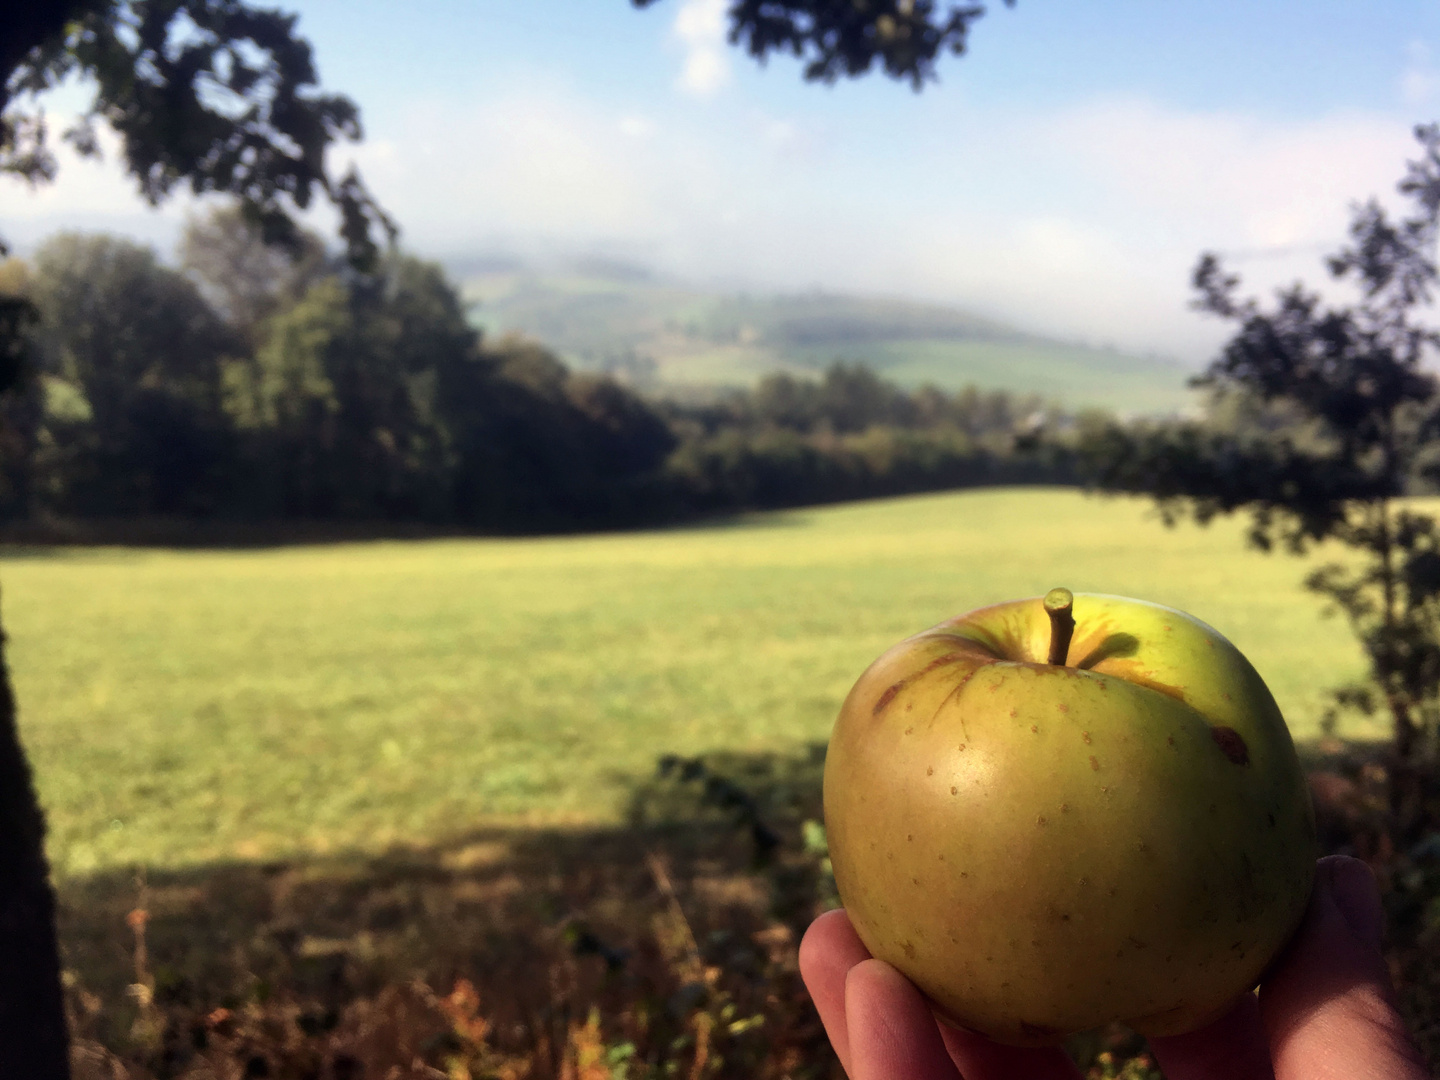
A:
[631,0,1015,88]
[1,4,387,1073]
[27,233,237,515]
[2,1,392,268]
[440,335,677,529]
[180,204,328,351]
[235,257,470,520]
[1088,123,1440,838]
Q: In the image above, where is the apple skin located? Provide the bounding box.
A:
[824,592,1316,1047]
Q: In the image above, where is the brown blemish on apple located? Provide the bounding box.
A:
[1058,703,1069,713]
[926,766,934,776]
[1081,731,1092,744]
[1009,707,1018,717]
[903,941,917,960]
[874,683,903,714]
[872,651,971,715]
[951,785,958,795]
[1030,724,1039,733]
[1089,755,1100,771]
[1210,725,1250,765]
[928,669,982,729]
[1036,815,1047,826]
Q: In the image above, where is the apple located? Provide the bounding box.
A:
[823,589,1316,1046]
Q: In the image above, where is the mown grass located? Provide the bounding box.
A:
[4,487,1373,881]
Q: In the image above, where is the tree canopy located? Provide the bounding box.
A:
[632,0,1015,88]
[1,0,392,268]
[1086,125,1440,830]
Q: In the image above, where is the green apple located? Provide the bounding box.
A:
[823,589,1316,1046]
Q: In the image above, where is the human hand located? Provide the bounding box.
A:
[798,855,1429,1079]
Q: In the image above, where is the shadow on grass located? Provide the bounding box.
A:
[0,505,813,553]
[59,745,838,1079]
[65,737,1410,1078]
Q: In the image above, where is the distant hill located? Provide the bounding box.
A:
[455,259,1198,416]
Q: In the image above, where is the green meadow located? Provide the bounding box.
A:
[3,488,1375,881]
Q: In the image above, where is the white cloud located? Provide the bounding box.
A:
[672,0,731,97]
[0,82,1421,367]
[1401,41,1440,107]
[1037,99,1409,248]
[961,100,1419,357]
[619,115,657,139]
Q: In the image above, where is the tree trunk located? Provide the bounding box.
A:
[0,606,70,1077]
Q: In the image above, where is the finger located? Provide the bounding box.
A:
[845,959,962,1080]
[937,1022,1085,1080]
[799,908,873,1075]
[1261,855,1428,1080]
[1149,993,1274,1080]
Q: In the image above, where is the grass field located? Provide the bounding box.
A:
[3,488,1375,882]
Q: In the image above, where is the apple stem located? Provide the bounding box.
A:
[1044,588,1075,666]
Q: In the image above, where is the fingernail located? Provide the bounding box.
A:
[1325,856,1384,950]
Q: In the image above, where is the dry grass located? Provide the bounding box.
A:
[57,747,1174,1079]
[54,741,1440,1079]
[59,748,837,1079]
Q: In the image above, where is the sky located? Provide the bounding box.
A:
[6,0,1440,363]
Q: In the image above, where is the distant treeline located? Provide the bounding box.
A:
[660,367,1089,511]
[0,214,1100,532]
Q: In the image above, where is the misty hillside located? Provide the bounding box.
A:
[455,258,1198,416]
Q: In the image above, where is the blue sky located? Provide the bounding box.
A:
[7,0,1440,361]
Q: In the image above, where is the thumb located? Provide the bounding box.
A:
[1260,855,1428,1080]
